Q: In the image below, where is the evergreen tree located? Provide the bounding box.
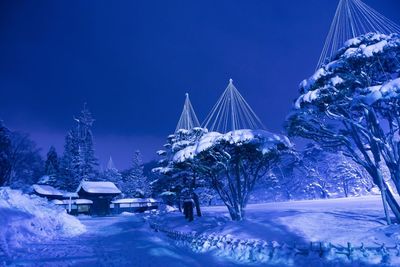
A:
[60,131,79,190]
[0,120,12,186]
[43,146,59,186]
[124,150,150,197]
[152,128,207,213]
[75,105,98,180]
[60,104,98,190]
[101,156,123,190]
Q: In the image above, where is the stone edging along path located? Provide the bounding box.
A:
[149,222,400,265]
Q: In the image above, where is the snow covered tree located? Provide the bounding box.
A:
[7,132,44,188]
[0,120,12,186]
[173,130,292,221]
[253,142,374,201]
[264,151,305,201]
[299,144,334,199]
[60,104,98,190]
[101,157,123,189]
[60,131,79,190]
[286,33,400,223]
[153,128,207,215]
[42,146,59,186]
[124,150,150,197]
[75,105,98,179]
[328,153,374,198]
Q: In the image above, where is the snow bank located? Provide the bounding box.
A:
[0,187,86,255]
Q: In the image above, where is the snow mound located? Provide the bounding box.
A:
[0,187,86,254]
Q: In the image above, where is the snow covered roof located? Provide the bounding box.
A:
[51,199,64,205]
[112,198,147,204]
[77,181,121,195]
[32,184,63,197]
[55,199,93,205]
[75,199,93,205]
[112,198,159,204]
[63,192,79,198]
[145,198,158,203]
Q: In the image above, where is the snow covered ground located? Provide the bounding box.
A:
[2,195,400,266]
[155,196,400,246]
[1,215,239,267]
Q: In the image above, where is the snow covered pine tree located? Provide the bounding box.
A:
[60,104,98,190]
[124,150,150,198]
[173,129,292,221]
[42,146,60,186]
[287,33,400,223]
[101,156,123,190]
[153,127,207,218]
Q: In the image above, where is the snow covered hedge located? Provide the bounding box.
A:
[0,187,85,256]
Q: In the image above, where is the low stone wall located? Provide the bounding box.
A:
[149,222,400,265]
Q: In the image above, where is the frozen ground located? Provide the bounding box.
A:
[2,195,400,267]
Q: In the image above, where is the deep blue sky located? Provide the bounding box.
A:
[1,0,399,169]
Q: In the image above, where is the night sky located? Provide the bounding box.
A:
[1,0,399,169]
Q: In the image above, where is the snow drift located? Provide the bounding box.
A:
[0,187,86,256]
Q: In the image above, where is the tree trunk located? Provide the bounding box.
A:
[183,199,194,222]
[183,200,188,219]
[377,164,392,225]
[227,204,244,221]
[187,201,194,222]
[177,199,182,212]
[174,190,181,212]
[343,181,348,198]
[192,192,202,217]
[383,187,400,223]
[371,167,400,223]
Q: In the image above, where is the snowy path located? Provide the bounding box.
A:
[4,215,241,267]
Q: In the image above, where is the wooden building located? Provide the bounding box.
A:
[52,198,93,215]
[76,181,121,216]
[110,198,159,214]
[32,184,64,200]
